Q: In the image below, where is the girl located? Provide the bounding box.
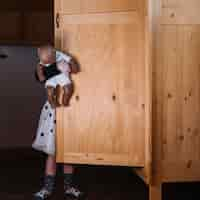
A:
[37,45,73,108]
[32,45,84,200]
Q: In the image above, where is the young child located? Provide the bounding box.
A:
[33,45,84,200]
[37,45,73,108]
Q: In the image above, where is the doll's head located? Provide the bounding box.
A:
[38,45,56,65]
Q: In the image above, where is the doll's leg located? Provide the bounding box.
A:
[62,84,73,106]
[47,86,56,108]
[55,85,63,107]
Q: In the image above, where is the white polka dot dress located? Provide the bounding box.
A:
[32,101,56,155]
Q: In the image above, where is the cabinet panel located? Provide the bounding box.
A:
[60,0,138,14]
[161,0,200,25]
[159,25,200,163]
[56,11,146,166]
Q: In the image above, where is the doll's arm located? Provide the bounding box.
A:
[56,50,80,74]
[69,59,79,74]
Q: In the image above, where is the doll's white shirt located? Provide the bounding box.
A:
[56,51,71,64]
[39,51,72,88]
[40,51,71,67]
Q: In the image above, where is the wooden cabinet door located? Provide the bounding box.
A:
[55,0,148,167]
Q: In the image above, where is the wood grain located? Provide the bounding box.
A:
[153,0,200,185]
[61,11,139,25]
[55,0,148,167]
[134,0,153,184]
[55,0,200,193]
[60,0,138,14]
[159,25,200,163]
[161,0,200,25]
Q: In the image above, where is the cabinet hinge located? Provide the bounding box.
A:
[56,13,60,28]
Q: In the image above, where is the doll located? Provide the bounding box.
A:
[37,45,73,108]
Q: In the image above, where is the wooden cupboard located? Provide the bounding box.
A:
[150,0,200,199]
[55,0,150,168]
[55,0,200,199]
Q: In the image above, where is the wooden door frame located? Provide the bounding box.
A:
[148,0,163,198]
[133,0,153,185]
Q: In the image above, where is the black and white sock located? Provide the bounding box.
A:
[64,173,73,188]
[43,175,56,193]
[34,175,55,199]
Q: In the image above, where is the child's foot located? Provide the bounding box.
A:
[33,188,52,200]
[64,185,85,199]
[34,175,55,200]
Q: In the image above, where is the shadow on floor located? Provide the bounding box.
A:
[0,148,148,200]
[0,148,199,200]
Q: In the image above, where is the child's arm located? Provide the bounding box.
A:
[36,64,46,82]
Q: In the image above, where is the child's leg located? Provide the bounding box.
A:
[62,84,73,106]
[64,164,84,199]
[45,155,57,176]
[47,86,56,108]
[64,164,74,187]
[34,155,56,200]
[43,155,56,192]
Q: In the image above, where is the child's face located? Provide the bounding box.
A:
[38,47,55,64]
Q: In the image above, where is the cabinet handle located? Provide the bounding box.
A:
[56,13,60,28]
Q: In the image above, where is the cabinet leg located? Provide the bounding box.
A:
[149,183,162,200]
